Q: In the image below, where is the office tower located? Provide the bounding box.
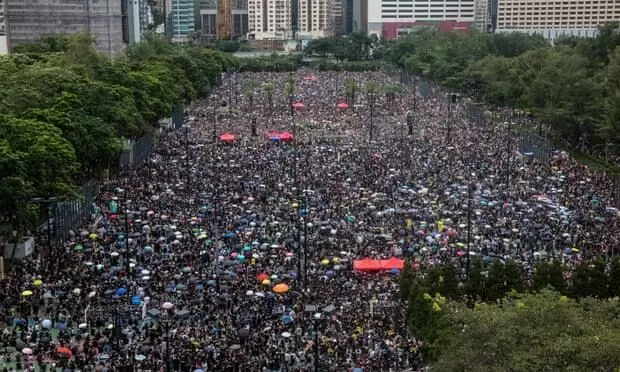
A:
[352,0,368,33]
[171,0,195,40]
[127,0,151,43]
[231,0,248,38]
[298,0,334,39]
[200,0,217,39]
[496,0,619,40]
[333,0,345,35]
[367,0,474,38]
[473,0,489,31]
[4,0,124,56]
[248,0,292,40]
[0,0,6,54]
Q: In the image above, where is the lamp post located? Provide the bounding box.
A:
[303,194,309,291]
[184,124,191,188]
[446,93,458,143]
[212,100,217,143]
[116,188,131,272]
[312,312,322,372]
[31,197,57,273]
[466,176,474,278]
[506,111,514,187]
[162,301,175,372]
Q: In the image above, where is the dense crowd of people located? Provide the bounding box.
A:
[0,69,619,371]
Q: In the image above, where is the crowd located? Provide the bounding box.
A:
[0,69,619,372]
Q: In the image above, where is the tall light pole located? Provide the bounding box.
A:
[117,188,130,272]
[31,197,57,274]
[466,176,474,278]
[162,301,175,372]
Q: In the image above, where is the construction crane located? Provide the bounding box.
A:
[217,0,231,39]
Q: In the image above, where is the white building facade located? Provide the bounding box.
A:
[496,0,620,40]
[298,0,334,39]
[248,0,292,40]
[367,0,475,38]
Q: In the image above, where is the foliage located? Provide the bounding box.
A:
[0,33,237,240]
[304,32,379,61]
[237,55,301,72]
[430,291,620,371]
[311,60,382,72]
[385,24,620,149]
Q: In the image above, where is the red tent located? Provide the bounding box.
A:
[380,257,405,270]
[338,102,349,109]
[279,131,294,142]
[292,102,305,110]
[353,258,382,272]
[220,133,235,142]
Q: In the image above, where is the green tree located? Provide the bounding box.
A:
[431,291,620,371]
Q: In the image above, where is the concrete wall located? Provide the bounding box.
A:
[5,0,124,57]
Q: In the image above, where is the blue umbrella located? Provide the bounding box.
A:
[116,288,128,296]
[390,268,401,275]
[237,254,246,262]
[353,368,363,372]
[193,369,205,372]
[281,315,294,324]
[225,231,236,238]
[131,295,142,305]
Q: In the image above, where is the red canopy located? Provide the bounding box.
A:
[220,133,235,142]
[353,258,383,272]
[292,102,305,110]
[380,257,405,270]
[279,131,294,142]
[303,75,317,81]
[353,257,405,272]
[338,102,349,109]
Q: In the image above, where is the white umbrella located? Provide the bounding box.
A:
[22,348,33,355]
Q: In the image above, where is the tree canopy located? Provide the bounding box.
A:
[0,33,238,240]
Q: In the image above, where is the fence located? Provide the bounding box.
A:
[53,181,97,243]
[517,131,552,162]
[119,131,154,169]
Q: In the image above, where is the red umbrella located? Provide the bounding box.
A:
[56,346,72,357]
[292,102,304,110]
[338,102,349,109]
[279,131,294,142]
[220,133,235,142]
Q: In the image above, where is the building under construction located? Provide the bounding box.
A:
[200,0,247,40]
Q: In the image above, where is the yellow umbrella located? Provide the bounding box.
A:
[332,257,341,263]
[272,283,290,294]
[321,259,330,265]
[88,233,97,240]
[21,290,33,297]
[291,203,299,208]
[33,279,43,287]
[262,279,271,286]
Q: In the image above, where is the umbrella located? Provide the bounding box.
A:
[279,131,294,142]
[272,283,289,294]
[21,290,33,297]
[33,279,43,287]
[22,347,33,355]
[292,102,305,110]
[338,102,349,109]
[56,346,72,357]
[257,273,269,282]
[220,133,235,143]
[115,288,128,296]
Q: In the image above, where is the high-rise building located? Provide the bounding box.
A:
[496,0,619,40]
[0,0,7,54]
[171,0,195,41]
[4,0,124,56]
[247,0,292,40]
[127,0,151,43]
[231,0,248,38]
[351,0,368,33]
[200,0,218,39]
[333,0,345,35]
[473,0,488,32]
[367,0,473,38]
[298,0,334,39]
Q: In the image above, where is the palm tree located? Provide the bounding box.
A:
[365,81,378,143]
[345,77,358,112]
[263,82,274,109]
[285,74,295,115]
[244,80,259,108]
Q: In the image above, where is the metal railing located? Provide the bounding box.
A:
[53,181,97,243]
[518,131,552,163]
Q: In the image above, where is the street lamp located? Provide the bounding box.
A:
[161,301,175,372]
[30,197,57,272]
[116,188,131,272]
[183,124,191,188]
[466,174,475,278]
[212,100,217,143]
[446,93,458,143]
[312,312,322,372]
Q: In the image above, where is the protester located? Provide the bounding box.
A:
[0,69,618,372]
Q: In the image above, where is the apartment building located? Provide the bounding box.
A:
[4,0,124,56]
[496,0,620,40]
[367,0,473,38]
[247,0,292,40]
[170,0,195,41]
[298,0,334,38]
[0,0,6,54]
[333,0,345,35]
[127,0,151,43]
